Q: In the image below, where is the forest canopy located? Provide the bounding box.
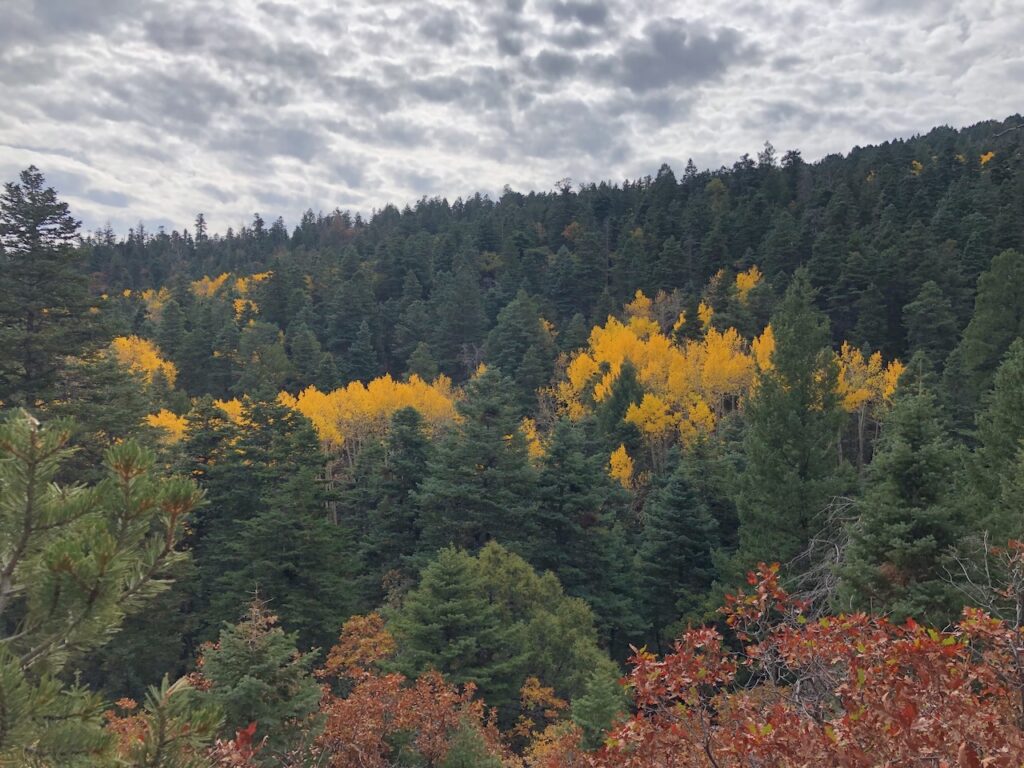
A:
[1,114,1024,765]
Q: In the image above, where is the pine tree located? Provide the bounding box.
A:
[199,597,321,763]
[344,318,378,382]
[416,366,540,558]
[571,666,627,750]
[533,419,632,638]
[484,290,554,410]
[949,249,1024,411]
[0,167,91,407]
[902,280,957,369]
[842,390,962,624]
[969,338,1024,539]
[406,341,439,380]
[344,407,433,607]
[637,450,719,649]
[204,400,356,649]
[736,271,849,569]
[389,547,526,716]
[0,410,202,764]
[440,722,503,768]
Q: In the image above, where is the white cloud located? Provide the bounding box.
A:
[0,0,1018,233]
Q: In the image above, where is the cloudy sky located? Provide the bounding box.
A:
[1,0,1020,234]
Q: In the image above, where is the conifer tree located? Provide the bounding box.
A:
[948,249,1024,412]
[203,400,355,649]
[736,271,848,569]
[199,596,321,764]
[0,167,90,407]
[534,419,633,637]
[416,366,540,558]
[0,410,201,764]
[842,389,962,624]
[389,547,526,716]
[637,450,719,649]
[969,338,1024,539]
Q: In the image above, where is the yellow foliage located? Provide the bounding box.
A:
[672,311,687,333]
[110,336,177,387]
[625,394,674,436]
[624,290,653,320]
[213,398,245,424]
[680,397,715,446]
[234,271,272,295]
[835,342,904,413]
[735,265,763,305]
[520,418,545,462]
[139,287,171,321]
[608,444,634,488]
[233,298,259,319]
[910,159,924,176]
[698,300,714,330]
[752,324,775,371]
[980,151,995,166]
[122,288,132,298]
[283,375,459,466]
[882,359,905,399]
[191,273,231,298]
[145,409,186,443]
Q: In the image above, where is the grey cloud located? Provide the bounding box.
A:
[530,50,580,80]
[594,18,757,93]
[418,7,465,46]
[210,121,327,163]
[85,188,135,208]
[548,27,605,50]
[548,0,610,27]
[509,99,630,162]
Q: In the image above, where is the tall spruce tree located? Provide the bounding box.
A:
[389,546,526,718]
[416,366,539,558]
[968,338,1024,539]
[0,167,90,407]
[842,389,962,624]
[199,597,321,764]
[736,271,848,569]
[637,449,720,649]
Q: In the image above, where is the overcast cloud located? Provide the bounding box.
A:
[0,0,1019,233]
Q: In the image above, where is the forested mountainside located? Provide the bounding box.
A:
[1,115,1024,766]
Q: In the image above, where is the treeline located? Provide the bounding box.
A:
[0,113,1023,765]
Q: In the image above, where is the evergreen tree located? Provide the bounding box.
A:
[204,400,355,649]
[0,411,202,764]
[416,366,539,558]
[571,666,627,750]
[406,340,439,380]
[440,722,502,768]
[736,271,848,569]
[637,450,719,649]
[389,546,526,717]
[345,318,378,382]
[842,390,962,624]
[533,419,634,639]
[969,338,1024,539]
[948,249,1024,411]
[199,597,321,764]
[0,167,90,407]
[344,407,433,607]
[902,280,958,369]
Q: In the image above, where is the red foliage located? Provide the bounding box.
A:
[588,563,1024,767]
[315,614,506,767]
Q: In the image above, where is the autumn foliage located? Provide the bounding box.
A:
[585,563,1024,767]
[316,612,506,767]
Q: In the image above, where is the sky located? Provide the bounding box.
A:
[1,0,1021,234]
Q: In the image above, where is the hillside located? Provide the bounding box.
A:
[1,115,1024,765]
